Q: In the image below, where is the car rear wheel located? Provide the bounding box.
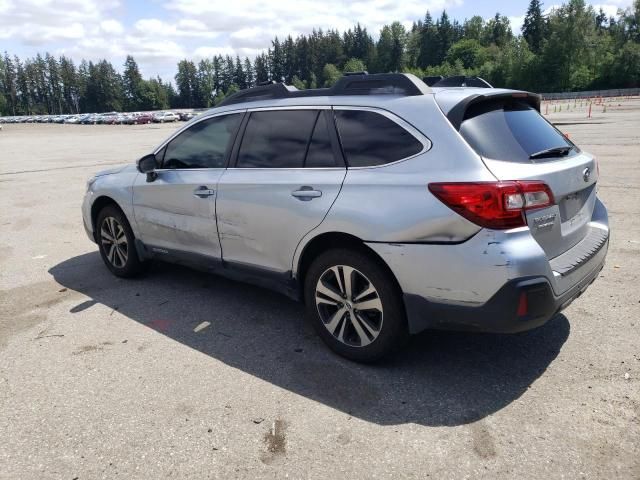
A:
[96,205,144,278]
[304,248,408,362]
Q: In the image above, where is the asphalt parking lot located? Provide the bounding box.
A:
[1,102,639,479]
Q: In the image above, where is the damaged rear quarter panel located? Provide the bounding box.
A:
[366,228,552,306]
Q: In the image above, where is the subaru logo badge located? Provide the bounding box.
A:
[582,167,591,182]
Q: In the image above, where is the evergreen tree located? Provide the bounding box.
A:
[434,11,455,65]
[2,53,17,115]
[122,55,143,111]
[463,16,485,42]
[175,59,198,108]
[59,56,79,113]
[418,12,438,68]
[270,38,285,81]
[376,22,407,72]
[523,0,547,52]
[234,55,247,89]
[243,57,255,88]
[254,53,269,83]
[197,59,216,108]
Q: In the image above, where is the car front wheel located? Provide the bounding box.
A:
[96,205,144,278]
[304,248,408,362]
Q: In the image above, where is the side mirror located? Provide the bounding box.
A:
[137,154,158,182]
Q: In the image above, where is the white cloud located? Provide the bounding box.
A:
[133,18,220,38]
[591,3,625,16]
[0,0,120,43]
[164,0,463,37]
[100,19,124,35]
[543,1,632,16]
[193,46,236,57]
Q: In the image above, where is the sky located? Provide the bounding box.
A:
[0,0,634,81]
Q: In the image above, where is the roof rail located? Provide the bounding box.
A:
[431,76,493,88]
[217,73,431,107]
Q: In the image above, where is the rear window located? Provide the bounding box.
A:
[459,101,576,163]
[334,110,423,167]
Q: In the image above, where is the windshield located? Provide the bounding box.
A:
[459,100,576,163]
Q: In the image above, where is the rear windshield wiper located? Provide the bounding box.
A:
[529,146,572,160]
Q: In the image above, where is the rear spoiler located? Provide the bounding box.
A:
[447,91,541,130]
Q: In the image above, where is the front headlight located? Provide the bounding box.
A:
[86,176,97,192]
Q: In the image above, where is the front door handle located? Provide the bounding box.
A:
[194,186,215,198]
[291,186,322,201]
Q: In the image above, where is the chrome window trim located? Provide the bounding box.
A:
[224,167,345,171]
[150,104,431,172]
[152,167,228,173]
[332,105,432,170]
[246,105,332,112]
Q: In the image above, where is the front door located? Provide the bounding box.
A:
[133,112,244,260]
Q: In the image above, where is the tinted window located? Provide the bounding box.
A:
[237,110,317,168]
[334,110,423,167]
[305,112,336,168]
[459,101,575,163]
[162,113,241,169]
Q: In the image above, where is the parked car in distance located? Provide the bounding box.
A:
[179,111,198,121]
[152,111,178,123]
[83,73,610,362]
[115,114,132,125]
[101,112,119,125]
[134,113,154,124]
[80,114,97,125]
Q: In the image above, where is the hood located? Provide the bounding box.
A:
[94,164,136,177]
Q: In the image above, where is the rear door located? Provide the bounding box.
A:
[457,98,597,259]
[216,108,346,273]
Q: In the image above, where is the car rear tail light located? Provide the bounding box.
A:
[428,181,555,229]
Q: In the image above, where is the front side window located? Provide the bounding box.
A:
[237,110,319,168]
[162,113,242,169]
[334,110,424,167]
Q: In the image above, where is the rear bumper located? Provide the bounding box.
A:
[366,199,609,334]
[403,238,607,333]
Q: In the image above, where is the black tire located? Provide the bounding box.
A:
[304,248,408,362]
[96,205,144,278]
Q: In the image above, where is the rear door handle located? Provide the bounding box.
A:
[291,186,322,200]
[194,186,215,198]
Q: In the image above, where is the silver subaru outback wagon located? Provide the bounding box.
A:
[82,73,609,362]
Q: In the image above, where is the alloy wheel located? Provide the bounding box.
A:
[100,216,128,268]
[315,265,383,347]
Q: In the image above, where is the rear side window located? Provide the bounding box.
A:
[459,101,575,163]
[237,110,317,168]
[334,110,423,167]
[162,113,241,169]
